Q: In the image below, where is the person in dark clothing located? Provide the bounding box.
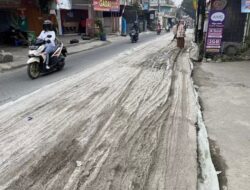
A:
[129,21,139,42]
[131,21,139,33]
[78,17,86,34]
[6,26,28,46]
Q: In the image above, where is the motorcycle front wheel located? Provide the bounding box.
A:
[27,62,40,79]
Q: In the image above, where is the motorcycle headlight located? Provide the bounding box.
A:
[28,50,35,57]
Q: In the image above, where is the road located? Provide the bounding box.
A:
[0,32,160,106]
[0,33,198,190]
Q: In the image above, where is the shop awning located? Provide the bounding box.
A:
[0,0,21,8]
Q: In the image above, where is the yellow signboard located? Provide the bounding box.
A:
[193,0,198,10]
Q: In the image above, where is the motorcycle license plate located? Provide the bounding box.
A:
[29,45,38,50]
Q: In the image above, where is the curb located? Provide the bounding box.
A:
[67,41,111,55]
[188,51,220,190]
[0,61,26,73]
[64,39,96,48]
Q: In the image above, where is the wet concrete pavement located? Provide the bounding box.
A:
[0,34,199,190]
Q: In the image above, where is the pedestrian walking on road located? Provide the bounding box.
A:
[173,20,186,49]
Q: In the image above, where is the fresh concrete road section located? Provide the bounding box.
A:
[0,34,198,189]
[194,61,250,190]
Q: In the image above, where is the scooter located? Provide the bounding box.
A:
[27,37,67,79]
[157,27,161,35]
[130,29,138,43]
[165,25,170,32]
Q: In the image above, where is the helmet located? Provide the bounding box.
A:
[43,20,53,31]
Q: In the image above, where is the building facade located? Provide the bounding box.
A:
[195,0,249,55]
[147,0,176,29]
[0,0,56,45]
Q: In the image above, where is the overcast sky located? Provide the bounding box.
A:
[173,0,183,6]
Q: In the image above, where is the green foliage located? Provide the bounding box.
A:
[167,0,175,5]
[94,19,106,40]
[246,36,250,48]
[132,1,141,10]
[181,0,196,19]
[95,19,104,33]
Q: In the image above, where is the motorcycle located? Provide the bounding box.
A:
[157,27,161,35]
[27,37,67,79]
[130,29,138,43]
[165,25,170,32]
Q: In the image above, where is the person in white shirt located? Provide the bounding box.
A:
[38,20,56,69]
[173,20,186,49]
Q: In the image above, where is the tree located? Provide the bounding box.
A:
[132,1,141,10]
[167,0,175,5]
[181,0,196,19]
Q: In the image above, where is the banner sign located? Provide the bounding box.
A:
[241,0,250,13]
[212,0,227,10]
[93,0,120,12]
[205,10,226,53]
[143,2,149,10]
[56,0,72,10]
[193,0,198,10]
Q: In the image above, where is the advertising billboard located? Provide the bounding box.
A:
[93,0,120,12]
[241,0,250,13]
[56,0,72,10]
[205,10,226,53]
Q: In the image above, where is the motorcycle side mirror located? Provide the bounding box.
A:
[47,35,52,38]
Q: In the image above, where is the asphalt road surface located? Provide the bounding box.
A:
[0,32,165,106]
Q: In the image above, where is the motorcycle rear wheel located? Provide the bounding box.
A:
[27,62,40,79]
[57,61,65,71]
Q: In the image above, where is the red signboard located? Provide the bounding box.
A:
[93,0,120,12]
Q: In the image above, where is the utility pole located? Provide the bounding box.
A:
[158,0,160,14]
[200,0,206,42]
[195,0,201,43]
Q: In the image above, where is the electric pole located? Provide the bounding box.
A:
[158,0,160,13]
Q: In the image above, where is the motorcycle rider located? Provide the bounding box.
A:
[157,20,161,32]
[165,23,170,32]
[38,20,56,69]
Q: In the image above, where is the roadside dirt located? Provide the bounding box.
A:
[0,36,198,190]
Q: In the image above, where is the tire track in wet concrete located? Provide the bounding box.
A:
[0,36,197,190]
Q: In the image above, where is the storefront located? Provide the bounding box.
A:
[203,0,246,55]
[60,9,88,34]
[93,0,120,34]
[20,0,56,35]
[0,0,21,44]
[60,0,89,34]
[0,0,55,45]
